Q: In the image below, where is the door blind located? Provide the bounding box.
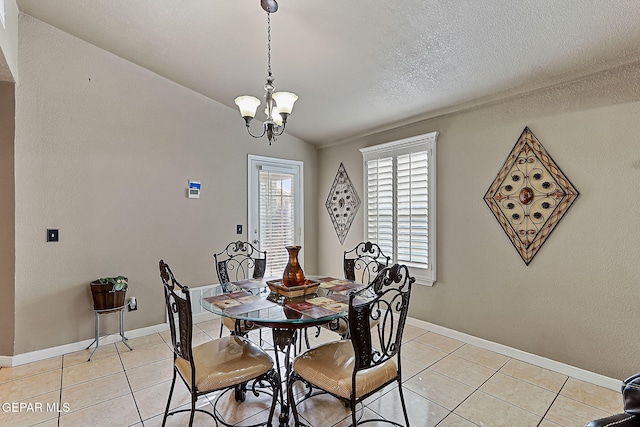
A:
[259,170,295,276]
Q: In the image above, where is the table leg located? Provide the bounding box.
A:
[271,328,298,427]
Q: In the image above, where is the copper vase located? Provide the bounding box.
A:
[282,245,305,287]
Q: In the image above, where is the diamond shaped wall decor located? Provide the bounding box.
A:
[326,163,360,245]
[484,127,579,265]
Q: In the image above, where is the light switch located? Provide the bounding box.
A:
[47,229,59,242]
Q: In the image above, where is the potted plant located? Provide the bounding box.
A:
[90,276,128,310]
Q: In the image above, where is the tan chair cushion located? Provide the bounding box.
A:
[175,336,273,393]
[292,340,397,399]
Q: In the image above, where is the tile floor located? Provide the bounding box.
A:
[0,318,623,427]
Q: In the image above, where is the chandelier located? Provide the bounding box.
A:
[234,0,298,145]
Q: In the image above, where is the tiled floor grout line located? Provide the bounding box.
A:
[439,364,501,425]
[118,344,145,427]
[2,324,622,427]
[558,377,620,414]
[408,336,515,427]
[536,377,569,427]
[56,360,63,427]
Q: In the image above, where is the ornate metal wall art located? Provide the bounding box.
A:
[325,163,361,245]
[484,127,579,265]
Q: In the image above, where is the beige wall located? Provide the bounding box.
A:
[10,10,640,381]
[0,81,15,356]
[12,15,318,354]
[318,62,640,380]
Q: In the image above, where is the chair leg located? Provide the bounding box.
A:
[350,397,358,427]
[162,370,177,427]
[397,378,410,427]
[288,372,301,426]
[189,389,196,427]
[234,383,247,402]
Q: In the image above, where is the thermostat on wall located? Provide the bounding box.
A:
[188,180,201,199]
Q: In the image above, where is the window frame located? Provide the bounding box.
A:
[360,132,437,286]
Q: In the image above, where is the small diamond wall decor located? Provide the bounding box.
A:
[484,127,579,265]
[326,163,360,245]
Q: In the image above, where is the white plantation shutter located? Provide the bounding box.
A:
[397,151,429,266]
[259,169,295,276]
[366,157,394,259]
[361,132,437,285]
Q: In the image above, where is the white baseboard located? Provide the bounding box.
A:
[406,317,622,391]
[2,313,621,392]
[3,312,220,368]
[8,323,169,367]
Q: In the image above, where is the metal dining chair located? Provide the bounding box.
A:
[288,264,415,426]
[343,241,391,284]
[213,241,266,341]
[159,260,280,427]
[322,241,391,338]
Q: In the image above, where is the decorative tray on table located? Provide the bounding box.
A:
[266,279,320,298]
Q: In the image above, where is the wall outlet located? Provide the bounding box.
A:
[128,296,137,311]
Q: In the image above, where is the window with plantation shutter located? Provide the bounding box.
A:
[361,132,437,285]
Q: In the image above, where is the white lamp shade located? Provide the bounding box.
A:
[265,107,283,126]
[272,92,298,115]
[234,96,261,118]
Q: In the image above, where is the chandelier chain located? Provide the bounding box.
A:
[267,12,272,77]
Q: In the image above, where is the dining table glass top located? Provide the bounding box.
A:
[200,276,366,326]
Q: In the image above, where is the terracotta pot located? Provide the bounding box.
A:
[282,246,305,287]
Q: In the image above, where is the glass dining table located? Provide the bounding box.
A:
[200,275,366,427]
[200,275,365,330]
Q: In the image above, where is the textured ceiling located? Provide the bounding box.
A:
[16,0,640,146]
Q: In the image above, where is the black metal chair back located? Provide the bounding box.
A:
[288,264,415,427]
[213,241,267,339]
[214,241,266,284]
[160,260,194,366]
[343,241,391,284]
[349,264,413,372]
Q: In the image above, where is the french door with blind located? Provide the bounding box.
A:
[248,155,304,277]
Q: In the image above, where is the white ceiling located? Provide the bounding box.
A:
[15,0,640,146]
